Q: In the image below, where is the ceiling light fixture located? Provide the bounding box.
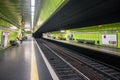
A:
[10,25,18,29]
[25,28,31,31]
[25,24,30,28]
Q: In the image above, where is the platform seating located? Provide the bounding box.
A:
[84,40,95,45]
[77,39,95,45]
[77,39,84,43]
[10,40,17,46]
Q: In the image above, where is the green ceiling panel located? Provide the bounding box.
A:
[0,0,68,32]
[68,22,120,32]
[0,1,20,26]
[34,0,68,32]
[0,18,11,27]
[0,0,31,30]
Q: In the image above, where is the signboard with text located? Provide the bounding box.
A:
[102,34,117,46]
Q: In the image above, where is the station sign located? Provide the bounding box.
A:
[102,34,117,46]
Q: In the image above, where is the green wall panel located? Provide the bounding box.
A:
[69,22,120,32]
[48,22,120,48]
[8,31,18,46]
[0,30,19,49]
[73,33,101,45]
[0,31,2,45]
[118,33,120,48]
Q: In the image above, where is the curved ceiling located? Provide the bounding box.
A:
[0,0,120,35]
[0,0,31,28]
[0,0,65,31]
[34,0,67,32]
[34,0,120,36]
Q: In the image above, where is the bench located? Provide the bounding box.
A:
[77,39,95,45]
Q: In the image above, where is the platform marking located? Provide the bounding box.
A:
[31,40,39,80]
[35,40,59,80]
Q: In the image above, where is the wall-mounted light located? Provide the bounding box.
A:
[60,30,65,32]
[25,28,31,31]
[37,20,43,26]
[98,25,102,28]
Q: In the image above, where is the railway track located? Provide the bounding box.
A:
[36,39,120,80]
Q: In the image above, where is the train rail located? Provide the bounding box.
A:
[36,39,120,80]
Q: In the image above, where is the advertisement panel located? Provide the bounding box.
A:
[2,32,9,47]
[102,34,117,46]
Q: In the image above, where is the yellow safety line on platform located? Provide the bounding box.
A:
[31,40,39,80]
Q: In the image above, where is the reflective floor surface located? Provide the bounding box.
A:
[0,37,52,80]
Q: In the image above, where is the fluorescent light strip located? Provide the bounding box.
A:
[31,0,35,29]
[31,0,35,6]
